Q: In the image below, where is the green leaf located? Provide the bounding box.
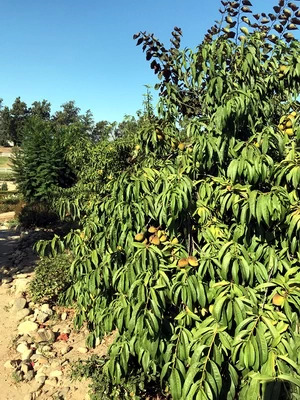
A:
[170,368,182,400]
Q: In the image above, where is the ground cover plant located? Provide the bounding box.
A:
[36,0,300,399]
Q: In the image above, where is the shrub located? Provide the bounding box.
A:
[29,253,72,303]
[17,202,59,229]
[0,182,8,191]
[39,1,300,399]
[71,355,165,400]
[12,117,76,203]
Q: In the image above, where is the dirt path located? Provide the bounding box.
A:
[0,219,33,399]
[0,287,34,399]
[0,217,100,399]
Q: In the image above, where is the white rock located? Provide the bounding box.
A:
[17,343,29,354]
[61,312,67,321]
[37,311,49,324]
[18,321,38,335]
[21,363,30,374]
[36,365,48,374]
[45,378,58,386]
[61,327,71,334]
[41,304,53,315]
[78,347,88,354]
[21,349,33,361]
[50,370,62,378]
[50,360,61,369]
[13,297,27,311]
[16,308,30,321]
[35,375,46,384]
[14,278,28,294]
[60,345,71,356]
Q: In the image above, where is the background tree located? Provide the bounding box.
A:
[53,100,81,126]
[7,97,29,145]
[0,104,10,146]
[13,117,76,202]
[30,100,51,120]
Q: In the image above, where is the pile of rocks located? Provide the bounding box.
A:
[4,287,91,400]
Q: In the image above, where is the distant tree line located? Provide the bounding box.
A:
[0,97,131,146]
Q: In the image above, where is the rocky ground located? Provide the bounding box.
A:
[0,215,112,400]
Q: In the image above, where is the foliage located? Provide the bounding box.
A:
[17,202,59,229]
[71,355,165,400]
[0,171,14,181]
[37,1,300,399]
[0,182,8,191]
[0,193,20,213]
[29,253,72,303]
[12,117,77,202]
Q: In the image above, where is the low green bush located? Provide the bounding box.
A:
[17,202,59,228]
[29,253,72,303]
[71,355,165,400]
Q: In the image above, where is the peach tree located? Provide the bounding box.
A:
[38,1,300,398]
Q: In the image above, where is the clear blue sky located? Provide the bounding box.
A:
[0,0,287,122]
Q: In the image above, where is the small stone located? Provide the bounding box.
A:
[16,308,30,321]
[31,355,49,366]
[51,325,60,333]
[61,312,67,321]
[13,297,27,311]
[18,321,38,335]
[50,360,61,369]
[24,370,35,381]
[17,342,29,354]
[61,327,71,334]
[45,377,58,386]
[61,360,69,367]
[60,345,71,356]
[35,328,55,343]
[21,349,33,361]
[36,365,49,376]
[50,370,62,378]
[36,311,49,324]
[18,334,33,344]
[42,345,52,352]
[21,363,30,374]
[41,304,53,315]
[35,375,46,384]
[4,360,15,369]
[78,347,88,354]
[14,278,28,294]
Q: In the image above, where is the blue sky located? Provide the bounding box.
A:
[0,0,288,122]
